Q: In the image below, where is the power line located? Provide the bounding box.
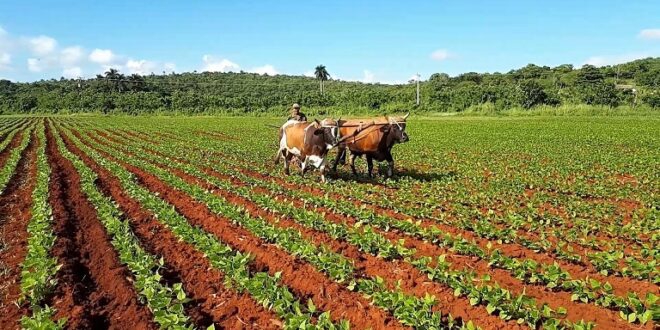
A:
[416,73,420,106]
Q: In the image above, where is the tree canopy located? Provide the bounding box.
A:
[0,57,658,115]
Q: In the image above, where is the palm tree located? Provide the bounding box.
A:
[314,65,330,94]
[128,74,145,92]
[104,68,125,92]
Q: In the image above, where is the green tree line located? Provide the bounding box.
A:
[0,58,658,115]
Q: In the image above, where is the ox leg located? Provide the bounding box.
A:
[339,148,347,165]
[320,162,327,183]
[349,153,358,176]
[283,152,292,175]
[385,152,394,178]
[333,147,345,172]
[366,155,374,178]
[301,157,309,176]
[274,148,284,165]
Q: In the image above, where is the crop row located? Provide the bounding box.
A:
[61,124,475,329]
[57,125,352,329]
[186,129,656,276]
[76,125,640,324]
[49,122,193,329]
[1,125,35,194]
[18,120,64,328]
[183,129,657,283]
[88,126,658,326]
[201,122,655,256]
[0,118,28,137]
[113,123,653,281]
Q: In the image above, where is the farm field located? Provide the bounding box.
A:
[0,115,658,330]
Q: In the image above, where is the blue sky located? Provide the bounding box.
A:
[1,1,659,83]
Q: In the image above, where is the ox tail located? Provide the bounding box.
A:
[274,148,285,164]
[274,127,285,164]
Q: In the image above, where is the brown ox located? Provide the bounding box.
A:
[275,119,339,183]
[332,114,409,177]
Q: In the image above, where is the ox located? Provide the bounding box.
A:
[332,114,409,178]
[275,119,339,183]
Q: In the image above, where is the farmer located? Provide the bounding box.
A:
[288,103,307,121]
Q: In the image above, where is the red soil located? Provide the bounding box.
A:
[108,127,657,277]
[59,127,282,329]
[232,166,659,298]
[44,123,156,329]
[0,131,24,168]
[159,160,517,329]
[79,131,406,330]
[202,165,641,330]
[0,130,37,329]
[89,128,643,330]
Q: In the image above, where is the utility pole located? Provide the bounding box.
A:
[416,73,420,106]
[615,66,620,84]
[78,78,82,113]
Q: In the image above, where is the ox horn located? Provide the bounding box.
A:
[403,112,409,120]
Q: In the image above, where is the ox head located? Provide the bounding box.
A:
[317,118,341,147]
[387,113,410,144]
[312,118,341,149]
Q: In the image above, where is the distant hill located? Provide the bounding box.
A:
[0,58,658,114]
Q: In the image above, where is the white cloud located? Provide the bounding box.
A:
[362,70,375,83]
[62,66,82,78]
[201,55,240,72]
[89,48,117,64]
[0,28,174,79]
[60,46,84,66]
[584,53,650,67]
[164,62,176,72]
[27,58,43,72]
[250,64,278,75]
[303,70,315,77]
[430,49,453,61]
[0,53,10,69]
[0,27,10,52]
[27,35,57,56]
[100,64,124,73]
[125,59,157,75]
[638,29,660,40]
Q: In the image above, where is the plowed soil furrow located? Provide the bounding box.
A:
[103,131,630,329]
[430,192,646,255]
[0,130,25,168]
[119,128,651,253]
[78,128,510,329]
[230,164,660,297]
[196,129,648,253]
[395,187,646,256]
[161,161,519,329]
[100,129,659,295]
[84,129,640,329]
[78,131,407,330]
[195,168,641,329]
[44,123,156,330]
[0,130,38,329]
[118,130,160,144]
[58,127,282,329]
[0,120,24,141]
